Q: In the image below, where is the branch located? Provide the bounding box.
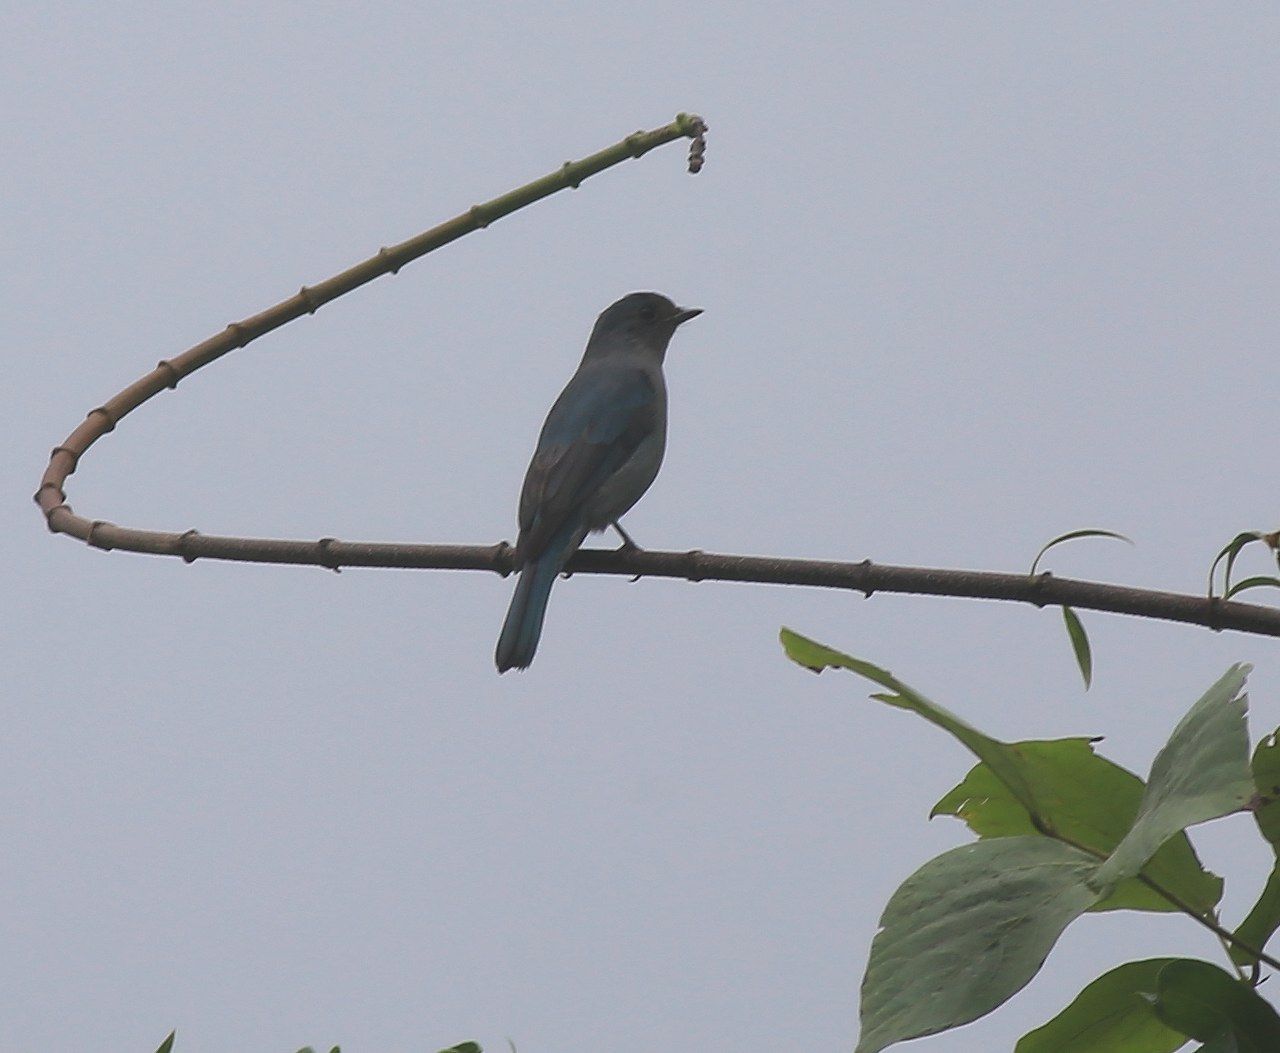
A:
[33,112,708,533]
[34,516,1280,639]
[1130,872,1280,974]
[30,109,1280,641]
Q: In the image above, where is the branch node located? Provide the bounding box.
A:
[624,131,648,158]
[177,528,201,564]
[1029,570,1054,608]
[854,558,875,598]
[44,501,72,530]
[87,405,117,433]
[677,112,708,137]
[317,537,343,573]
[298,284,322,315]
[494,541,517,577]
[155,359,182,389]
[86,520,115,551]
[377,246,403,275]
[50,444,82,473]
[685,549,707,582]
[33,480,66,509]
[469,205,492,230]
[561,161,583,189]
[1206,595,1224,633]
[225,322,250,349]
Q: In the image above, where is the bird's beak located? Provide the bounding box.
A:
[673,306,703,326]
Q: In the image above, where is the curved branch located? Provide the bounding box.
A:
[30,109,1280,640]
[33,112,708,532]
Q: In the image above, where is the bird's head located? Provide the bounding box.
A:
[586,292,702,360]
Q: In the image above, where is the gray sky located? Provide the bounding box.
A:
[6,4,1280,1051]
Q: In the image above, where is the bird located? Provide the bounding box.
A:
[495,291,702,672]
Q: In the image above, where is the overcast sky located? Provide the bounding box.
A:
[6,4,1280,1052]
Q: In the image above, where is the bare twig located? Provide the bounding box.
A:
[33,515,1280,639]
[33,112,708,536]
[31,110,1280,641]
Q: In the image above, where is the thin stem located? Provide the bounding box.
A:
[1132,871,1280,974]
[29,518,1280,641]
[1049,825,1280,975]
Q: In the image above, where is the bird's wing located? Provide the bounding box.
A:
[516,363,659,559]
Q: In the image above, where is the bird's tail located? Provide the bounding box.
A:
[495,555,560,672]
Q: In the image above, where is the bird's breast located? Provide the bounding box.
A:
[582,428,667,530]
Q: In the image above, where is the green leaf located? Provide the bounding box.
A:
[437,1044,483,1053]
[1062,606,1094,688]
[1030,528,1133,577]
[1026,529,1134,687]
[1153,959,1280,1050]
[1094,666,1253,891]
[782,633,1257,1045]
[782,630,1234,914]
[1210,532,1266,599]
[1250,732,1280,850]
[1015,958,1186,1053]
[1224,576,1280,600]
[933,739,1222,914]
[1231,863,1280,969]
[855,837,1104,1053]
[153,1033,176,1053]
[1198,1033,1240,1053]
[1230,736,1280,967]
[781,629,1046,818]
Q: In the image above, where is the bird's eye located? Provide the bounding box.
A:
[638,303,657,323]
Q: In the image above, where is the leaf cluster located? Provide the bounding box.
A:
[782,629,1280,1052]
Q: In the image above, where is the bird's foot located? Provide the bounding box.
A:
[611,520,642,552]
[610,521,644,581]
